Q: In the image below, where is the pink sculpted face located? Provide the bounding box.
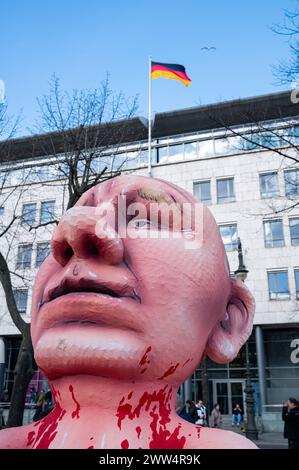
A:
[31,175,254,384]
[0,175,256,449]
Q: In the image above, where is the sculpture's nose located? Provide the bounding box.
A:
[51,206,124,266]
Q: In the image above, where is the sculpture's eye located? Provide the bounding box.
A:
[133,219,152,229]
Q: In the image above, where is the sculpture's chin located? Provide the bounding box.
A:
[34,324,146,380]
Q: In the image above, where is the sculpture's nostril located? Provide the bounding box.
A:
[64,245,74,261]
[86,241,98,256]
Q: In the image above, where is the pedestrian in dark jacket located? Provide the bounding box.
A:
[282,397,299,449]
[178,400,197,424]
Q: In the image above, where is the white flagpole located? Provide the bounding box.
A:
[148,56,152,177]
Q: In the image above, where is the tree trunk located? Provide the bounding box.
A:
[6,325,34,428]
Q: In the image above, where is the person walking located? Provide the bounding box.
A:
[282,397,299,449]
[211,404,222,428]
[195,400,207,426]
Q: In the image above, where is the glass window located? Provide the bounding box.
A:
[184,142,198,160]
[157,147,168,163]
[13,289,28,314]
[193,181,211,204]
[290,218,299,246]
[36,242,51,267]
[295,270,299,300]
[16,244,33,269]
[217,178,235,204]
[21,203,37,226]
[138,150,148,166]
[198,139,214,157]
[219,224,238,251]
[268,271,290,300]
[263,219,284,247]
[215,136,241,155]
[284,169,299,196]
[40,201,55,224]
[259,173,279,198]
[168,144,184,162]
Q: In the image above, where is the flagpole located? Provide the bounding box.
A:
[148,55,152,177]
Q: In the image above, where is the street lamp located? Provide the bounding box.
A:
[234,238,258,440]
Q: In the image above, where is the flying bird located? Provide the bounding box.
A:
[200,46,216,51]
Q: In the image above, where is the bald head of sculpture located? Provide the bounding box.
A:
[30,175,254,387]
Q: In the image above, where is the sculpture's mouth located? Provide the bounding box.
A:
[44,277,140,305]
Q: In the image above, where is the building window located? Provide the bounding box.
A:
[284,169,299,196]
[268,271,290,300]
[193,180,211,204]
[184,142,198,159]
[13,289,28,313]
[40,201,55,224]
[295,270,299,300]
[16,244,33,269]
[290,218,299,246]
[217,178,235,204]
[21,203,37,226]
[219,224,238,251]
[36,242,51,267]
[259,172,279,198]
[263,219,284,247]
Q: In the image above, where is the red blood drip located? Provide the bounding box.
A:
[136,426,141,439]
[140,368,147,374]
[26,431,35,447]
[87,445,94,449]
[149,409,186,449]
[157,363,180,380]
[27,402,66,449]
[127,391,133,399]
[196,426,201,439]
[121,439,129,449]
[116,385,186,449]
[69,384,80,419]
[139,346,151,366]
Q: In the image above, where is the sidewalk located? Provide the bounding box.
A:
[252,432,288,449]
[223,422,288,449]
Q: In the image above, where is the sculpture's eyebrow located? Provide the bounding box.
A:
[119,187,180,206]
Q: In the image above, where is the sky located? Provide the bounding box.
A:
[0,0,297,136]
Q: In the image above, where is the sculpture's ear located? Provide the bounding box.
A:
[205,279,255,364]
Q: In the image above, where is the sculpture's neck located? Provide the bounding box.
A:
[50,374,178,421]
[31,376,188,449]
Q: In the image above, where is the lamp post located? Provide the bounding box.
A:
[234,238,258,440]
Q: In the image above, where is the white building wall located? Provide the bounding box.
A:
[0,144,299,335]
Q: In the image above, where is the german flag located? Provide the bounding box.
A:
[151,61,192,87]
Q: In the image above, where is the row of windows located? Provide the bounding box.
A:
[0,200,55,227]
[13,268,299,315]
[1,125,298,188]
[16,242,50,270]
[193,169,299,205]
[219,218,299,251]
[21,201,55,226]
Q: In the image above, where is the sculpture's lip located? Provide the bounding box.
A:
[35,291,143,336]
[42,276,140,307]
